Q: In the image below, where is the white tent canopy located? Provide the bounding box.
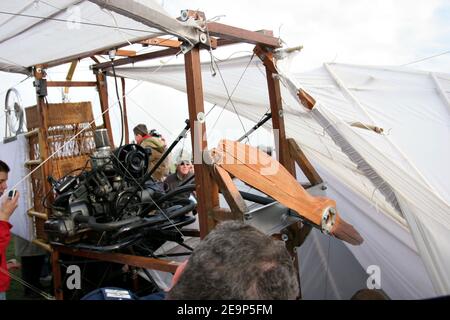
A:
[112,56,450,298]
[0,0,200,73]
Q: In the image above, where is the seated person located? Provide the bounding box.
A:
[164,159,194,198]
[167,220,299,300]
[133,124,169,182]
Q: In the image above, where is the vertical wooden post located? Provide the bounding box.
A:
[51,248,63,300]
[33,66,53,213]
[184,47,219,239]
[95,71,115,147]
[121,77,130,144]
[255,46,296,175]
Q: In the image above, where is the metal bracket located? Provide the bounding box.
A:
[321,207,336,235]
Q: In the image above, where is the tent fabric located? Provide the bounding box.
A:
[0,135,34,241]
[113,56,449,298]
[0,0,199,72]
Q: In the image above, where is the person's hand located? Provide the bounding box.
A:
[0,191,19,221]
[7,259,21,271]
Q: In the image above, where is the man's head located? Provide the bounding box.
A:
[0,160,10,196]
[167,220,299,300]
[176,159,192,177]
[133,124,148,144]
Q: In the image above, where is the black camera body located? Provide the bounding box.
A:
[7,189,17,199]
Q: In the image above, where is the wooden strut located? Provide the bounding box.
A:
[51,244,180,300]
[184,46,220,238]
[288,138,323,186]
[255,45,296,175]
[214,140,364,246]
[121,77,130,144]
[95,71,115,146]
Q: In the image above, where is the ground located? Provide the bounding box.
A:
[5,237,48,300]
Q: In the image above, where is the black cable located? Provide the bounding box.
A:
[110,61,125,148]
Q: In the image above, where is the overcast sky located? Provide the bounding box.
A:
[1,0,449,152]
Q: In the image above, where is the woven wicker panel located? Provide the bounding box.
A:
[24,102,97,241]
[52,155,91,180]
[25,105,39,130]
[25,102,94,129]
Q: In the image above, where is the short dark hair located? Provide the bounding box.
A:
[0,160,10,173]
[167,220,299,300]
[133,124,148,136]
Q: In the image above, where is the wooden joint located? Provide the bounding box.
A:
[297,89,316,110]
[178,10,206,22]
[287,138,323,186]
[254,45,277,73]
[208,164,249,216]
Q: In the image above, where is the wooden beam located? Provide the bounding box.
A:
[121,77,130,144]
[98,49,137,57]
[207,22,280,48]
[64,61,78,95]
[47,81,97,87]
[33,65,53,217]
[92,47,180,71]
[140,37,182,48]
[53,244,180,273]
[95,71,114,147]
[184,47,220,239]
[297,89,316,110]
[255,46,296,175]
[209,164,248,218]
[288,138,323,186]
[51,249,63,300]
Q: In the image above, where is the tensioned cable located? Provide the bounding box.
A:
[0,11,157,34]
[210,55,251,142]
[400,49,450,67]
[0,266,55,300]
[207,54,255,141]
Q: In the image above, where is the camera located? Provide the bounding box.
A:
[8,189,17,199]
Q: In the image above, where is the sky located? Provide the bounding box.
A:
[1,0,449,154]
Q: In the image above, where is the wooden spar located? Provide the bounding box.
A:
[33,66,53,214]
[64,61,78,96]
[140,37,182,48]
[95,71,115,147]
[121,77,130,144]
[184,46,220,238]
[208,163,248,219]
[92,48,180,71]
[51,249,63,300]
[216,140,363,245]
[207,22,281,48]
[47,81,97,87]
[288,138,323,186]
[255,45,296,175]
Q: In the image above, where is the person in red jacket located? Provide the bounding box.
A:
[0,160,19,300]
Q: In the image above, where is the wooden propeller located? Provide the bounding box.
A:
[212,140,363,246]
